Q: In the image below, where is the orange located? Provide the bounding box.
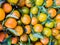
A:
[25,25,31,34]
[34,24,43,33]
[45,0,53,7]
[13,10,20,19]
[52,28,59,36]
[20,34,28,42]
[21,14,31,24]
[0,24,3,31]
[56,0,60,6]
[40,37,49,45]
[3,3,12,13]
[5,33,9,38]
[55,34,60,40]
[48,8,56,18]
[0,32,6,42]
[12,37,18,44]
[31,17,38,25]
[55,14,60,22]
[25,0,32,8]
[5,18,17,28]
[18,0,25,7]
[15,26,23,36]
[56,22,60,30]
[35,42,43,45]
[0,8,5,21]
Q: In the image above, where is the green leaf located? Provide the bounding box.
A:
[7,38,11,45]
[7,28,20,36]
[6,14,19,19]
[30,12,33,18]
[33,33,44,39]
[19,42,27,45]
[3,35,12,43]
[27,37,31,45]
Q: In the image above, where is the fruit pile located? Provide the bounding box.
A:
[0,0,60,45]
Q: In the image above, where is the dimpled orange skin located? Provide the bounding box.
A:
[25,25,31,34]
[13,10,20,19]
[52,28,59,36]
[0,8,5,21]
[12,37,18,44]
[31,17,38,25]
[15,26,23,36]
[34,24,43,33]
[21,14,31,25]
[56,0,60,6]
[40,37,49,45]
[55,14,60,23]
[3,3,12,13]
[20,34,28,42]
[48,8,57,18]
[5,18,17,28]
[35,42,43,45]
[46,0,53,7]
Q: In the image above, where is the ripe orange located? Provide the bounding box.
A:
[31,17,38,25]
[12,37,18,44]
[15,26,23,36]
[48,8,57,18]
[21,14,31,24]
[5,18,17,28]
[45,0,53,7]
[3,3,12,13]
[0,8,5,21]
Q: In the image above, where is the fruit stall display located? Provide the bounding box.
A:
[0,0,60,45]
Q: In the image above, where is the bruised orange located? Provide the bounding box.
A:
[3,3,12,13]
[25,25,31,34]
[5,18,17,28]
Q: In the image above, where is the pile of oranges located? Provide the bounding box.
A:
[0,0,60,45]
